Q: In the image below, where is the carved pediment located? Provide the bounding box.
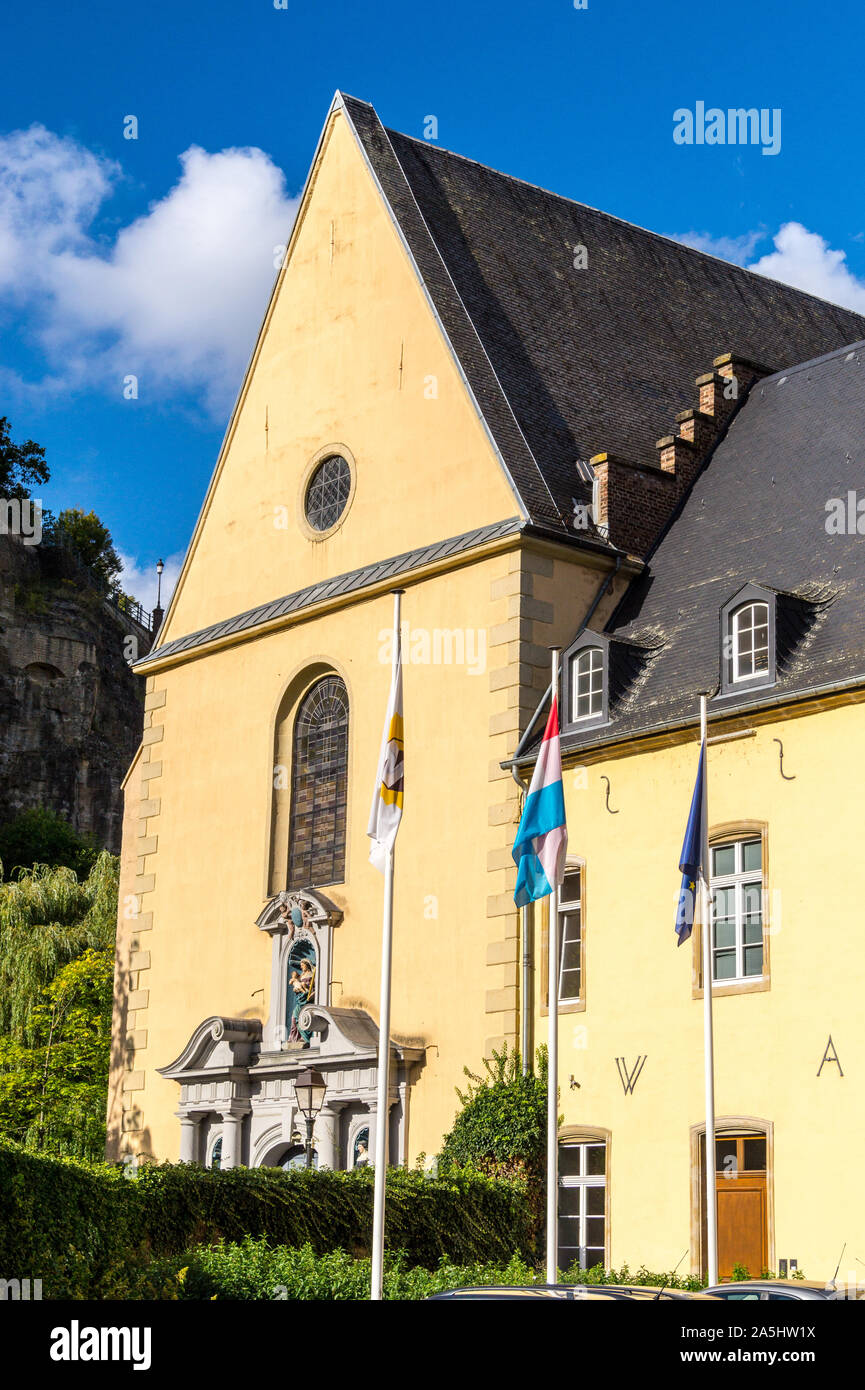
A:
[296,1004,425,1065]
[256,888,344,935]
[157,1015,262,1080]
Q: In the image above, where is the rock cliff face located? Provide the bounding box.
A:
[0,533,148,852]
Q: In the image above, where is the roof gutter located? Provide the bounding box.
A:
[529,667,865,770]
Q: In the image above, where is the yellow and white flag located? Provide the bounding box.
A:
[367,653,404,873]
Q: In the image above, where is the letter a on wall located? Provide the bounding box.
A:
[817,1035,844,1077]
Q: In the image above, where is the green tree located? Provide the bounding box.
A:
[0,853,118,1043]
[53,508,122,589]
[0,807,98,880]
[0,416,49,499]
[0,947,113,1159]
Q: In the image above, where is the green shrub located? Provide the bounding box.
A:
[0,1145,534,1298]
[439,1045,548,1181]
[83,1239,709,1301]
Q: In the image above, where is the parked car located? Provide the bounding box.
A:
[428,1283,717,1301]
[704,1279,865,1301]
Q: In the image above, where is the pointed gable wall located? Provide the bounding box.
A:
[161,109,519,644]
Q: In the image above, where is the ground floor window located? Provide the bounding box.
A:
[558,1139,606,1271]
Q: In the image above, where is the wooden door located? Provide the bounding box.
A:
[717,1175,767,1278]
[701,1134,768,1279]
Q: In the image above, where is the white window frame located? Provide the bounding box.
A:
[731,602,770,683]
[571,647,604,721]
[558,1140,607,1271]
[557,868,582,1004]
[710,837,764,983]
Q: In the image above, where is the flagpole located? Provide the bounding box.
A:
[700,693,718,1285]
[546,647,560,1284]
[370,589,402,1302]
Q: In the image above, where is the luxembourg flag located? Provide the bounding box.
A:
[512,696,568,907]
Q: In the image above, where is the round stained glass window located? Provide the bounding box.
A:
[305,454,352,532]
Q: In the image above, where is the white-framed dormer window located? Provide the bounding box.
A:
[572,647,604,721]
[710,837,763,982]
[731,602,770,683]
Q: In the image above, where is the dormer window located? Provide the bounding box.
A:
[731,601,770,682]
[561,628,653,734]
[573,647,604,721]
[719,584,778,697]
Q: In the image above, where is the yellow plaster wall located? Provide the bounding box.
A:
[162,109,518,643]
[116,554,529,1164]
[547,701,865,1277]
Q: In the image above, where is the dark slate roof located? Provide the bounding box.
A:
[341,94,865,533]
[555,340,865,754]
[137,517,521,668]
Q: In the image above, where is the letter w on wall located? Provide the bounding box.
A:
[615,1055,647,1095]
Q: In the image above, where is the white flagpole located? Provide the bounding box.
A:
[546,647,560,1284]
[370,589,402,1302]
[699,693,718,1285]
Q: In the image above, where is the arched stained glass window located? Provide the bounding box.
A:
[288,676,349,888]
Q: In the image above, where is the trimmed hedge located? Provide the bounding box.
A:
[0,1145,534,1298]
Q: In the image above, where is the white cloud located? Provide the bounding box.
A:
[117,549,184,617]
[672,228,767,266]
[0,126,300,416]
[748,222,865,313]
[673,221,865,314]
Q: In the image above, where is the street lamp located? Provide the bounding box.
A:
[294,1067,326,1169]
[155,558,164,608]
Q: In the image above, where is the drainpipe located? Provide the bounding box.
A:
[505,555,623,1076]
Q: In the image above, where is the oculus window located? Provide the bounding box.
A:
[305,454,351,532]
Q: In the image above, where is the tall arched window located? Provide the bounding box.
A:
[288,676,349,888]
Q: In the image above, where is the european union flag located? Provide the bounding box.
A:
[676,739,706,946]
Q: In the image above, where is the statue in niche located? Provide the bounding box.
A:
[353,1128,370,1168]
[279,901,317,1046]
[256,890,342,1051]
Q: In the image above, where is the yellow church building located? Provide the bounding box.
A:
[108,92,865,1281]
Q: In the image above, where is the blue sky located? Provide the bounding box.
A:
[3,0,865,608]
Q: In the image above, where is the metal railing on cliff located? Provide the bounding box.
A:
[40,530,154,634]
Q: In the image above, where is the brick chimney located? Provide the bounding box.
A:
[589,352,773,558]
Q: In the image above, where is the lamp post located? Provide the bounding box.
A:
[294,1067,326,1169]
[151,558,165,636]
